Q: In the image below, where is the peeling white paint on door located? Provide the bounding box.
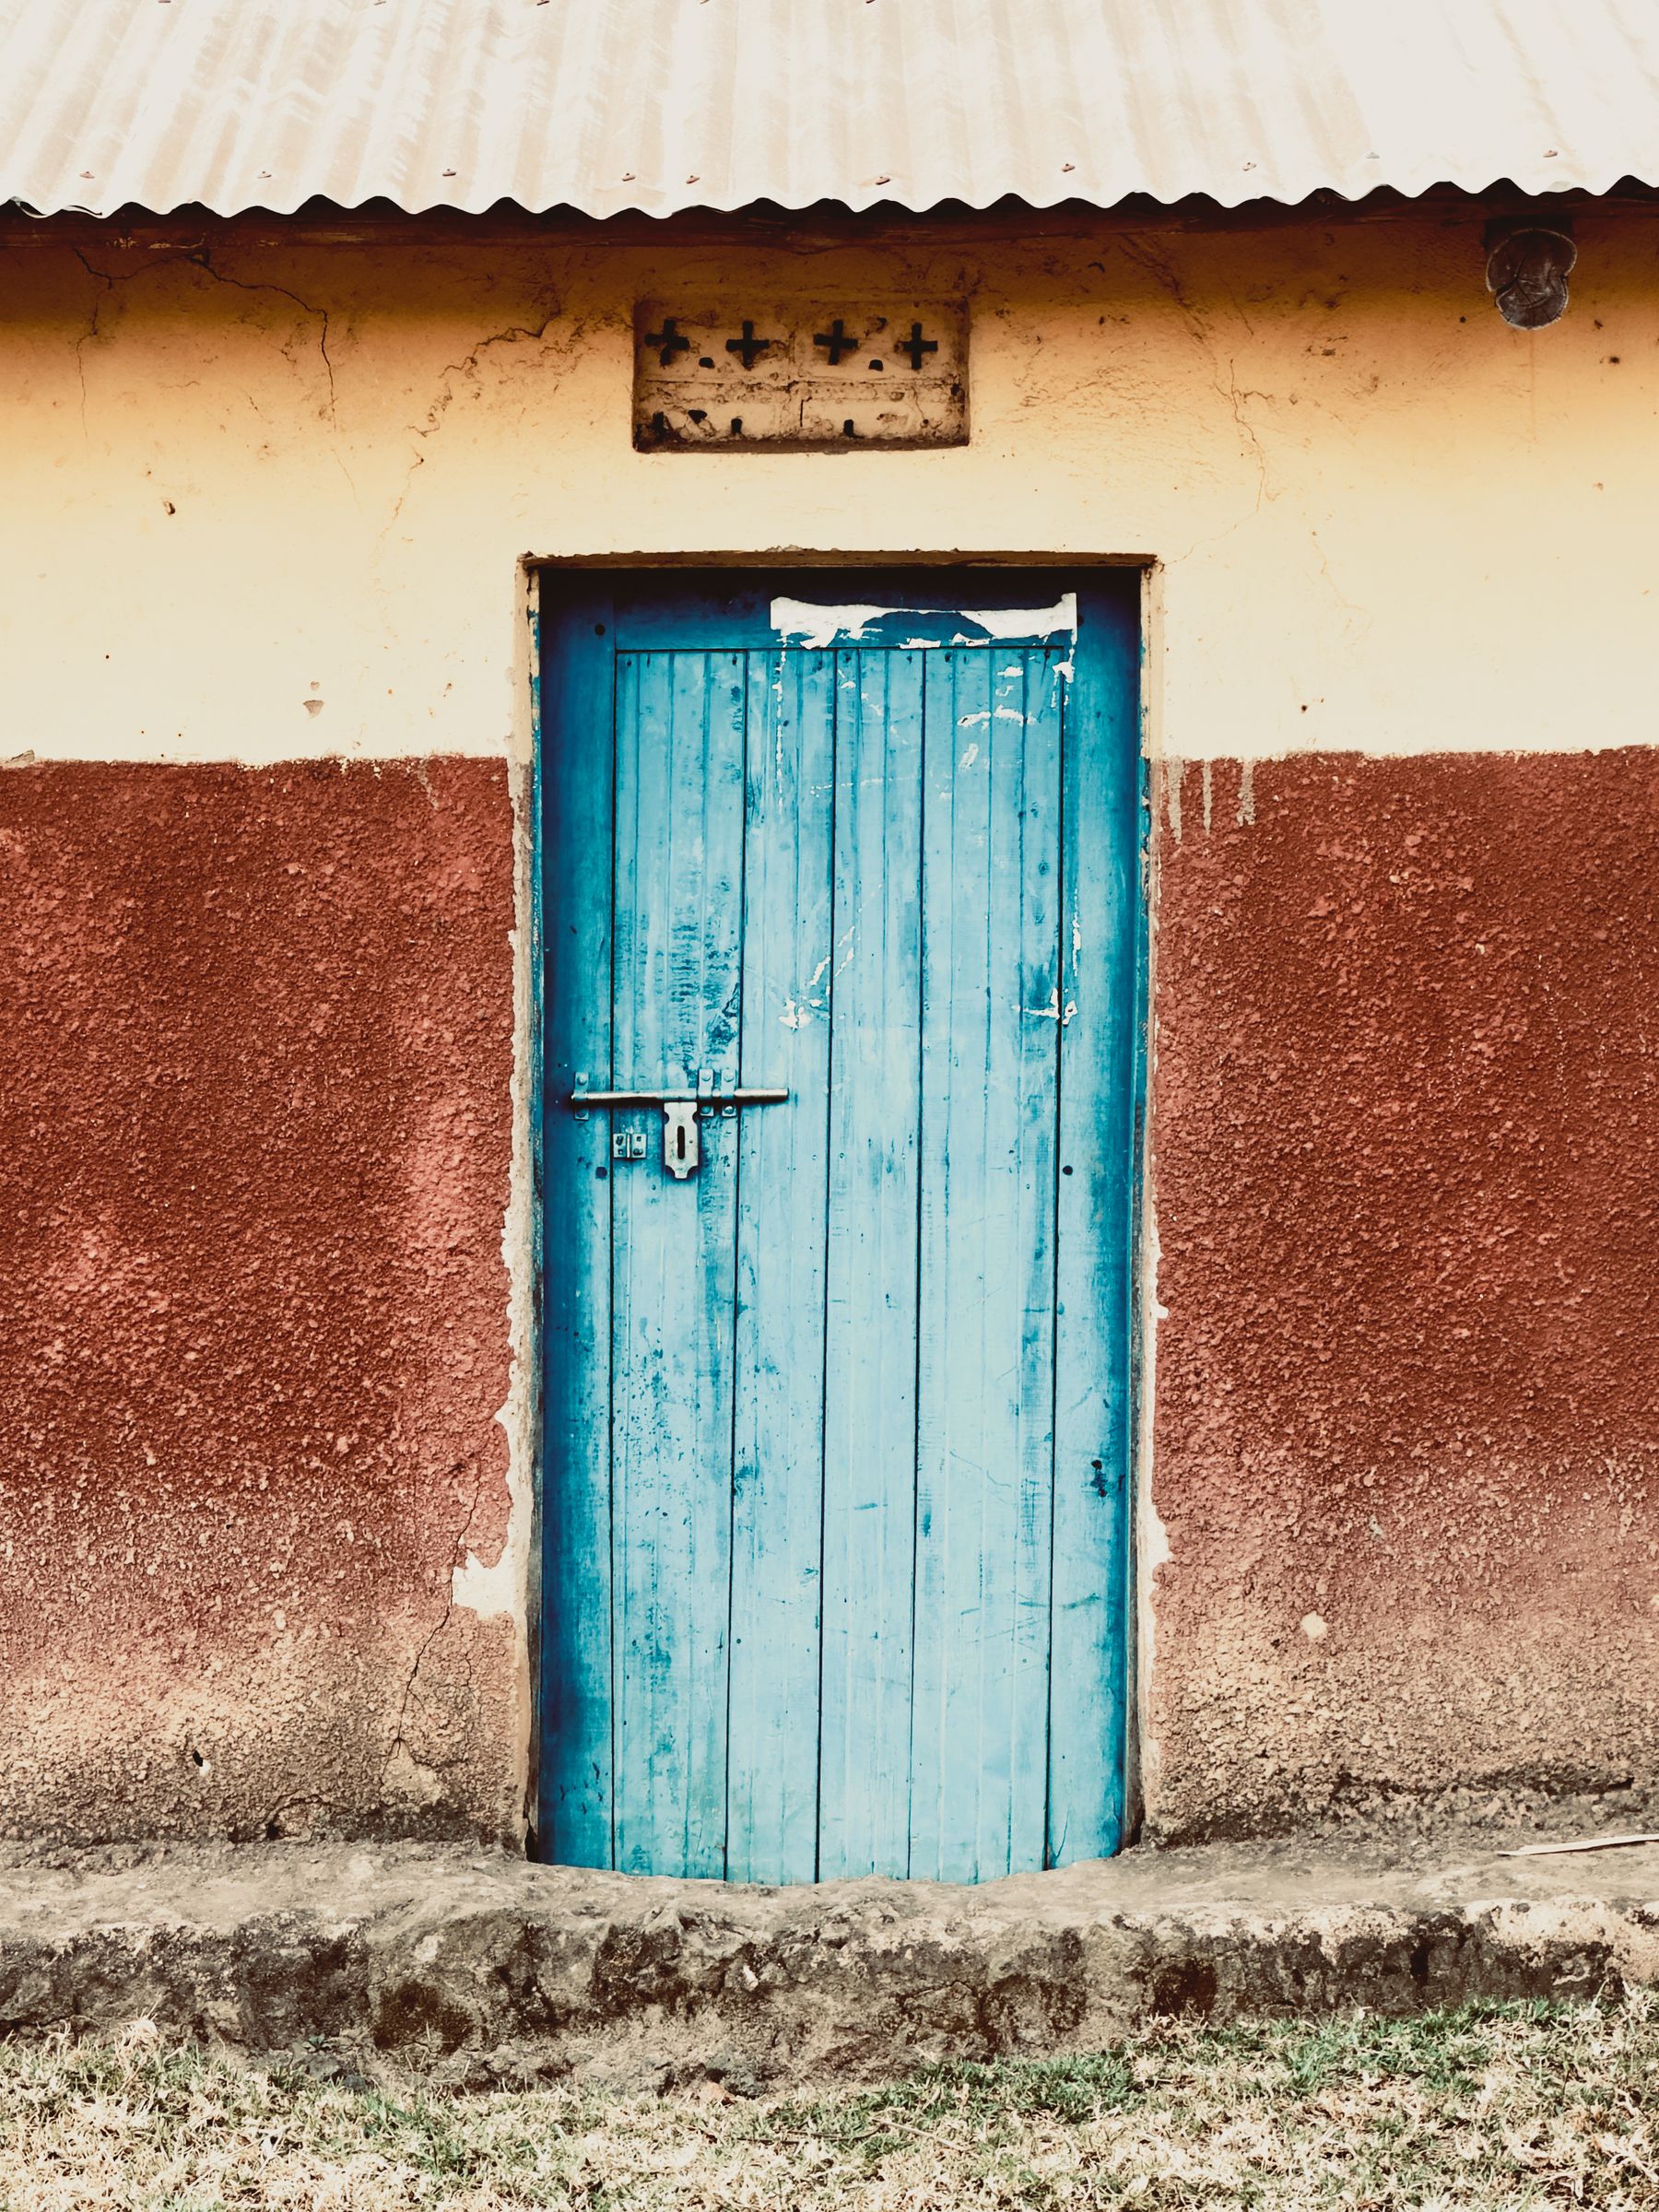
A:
[770,594,1077,648]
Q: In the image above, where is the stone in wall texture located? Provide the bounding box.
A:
[1148,748,1659,1838]
[0,759,517,1842]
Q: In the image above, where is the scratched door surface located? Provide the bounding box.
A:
[540,573,1142,1882]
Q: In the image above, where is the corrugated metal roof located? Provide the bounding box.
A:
[3,0,1657,223]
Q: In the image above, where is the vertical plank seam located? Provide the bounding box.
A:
[812,649,840,1885]
[605,642,622,1872]
[904,647,928,1883]
[982,651,997,1880]
[1012,641,1029,1872]
[722,651,751,1881]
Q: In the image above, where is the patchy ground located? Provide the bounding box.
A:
[2,1997,1656,2208]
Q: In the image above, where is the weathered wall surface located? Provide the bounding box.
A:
[4,206,1659,1841]
[1148,749,1659,1836]
[0,761,516,1841]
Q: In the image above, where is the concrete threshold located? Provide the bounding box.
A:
[3,1833,1658,2089]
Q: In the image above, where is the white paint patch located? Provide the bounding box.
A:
[957,594,1077,641]
[779,998,811,1029]
[1301,1612,1330,1643]
[771,600,915,649]
[1020,988,1077,1024]
[959,741,980,769]
[771,594,1077,649]
[452,1545,516,1620]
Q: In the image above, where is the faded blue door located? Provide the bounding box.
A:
[539,573,1142,1882]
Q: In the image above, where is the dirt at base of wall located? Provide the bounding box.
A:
[1146,1774,1659,1852]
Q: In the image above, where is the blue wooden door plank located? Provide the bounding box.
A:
[1049,593,1141,1865]
[611,650,746,1877]
[538,587,618,1868]
[911,649,1062,1882]
[727,649,836,1883]
[818,648,925,1880]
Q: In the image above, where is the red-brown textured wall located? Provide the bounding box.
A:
[1149,748,1659,1838]
[0,759,517,1842]
[15,742,1659,1850]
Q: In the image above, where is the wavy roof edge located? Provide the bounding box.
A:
[6,174,1644,228]
[3,0,1659,227]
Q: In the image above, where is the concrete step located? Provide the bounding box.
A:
[2,1835,1657,2088]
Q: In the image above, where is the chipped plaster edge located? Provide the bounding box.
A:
[18,727,1659,770]
[0,736,511,767]
[1132,576,1169,1838]
[448,560,538,1843]
[1134,1201,1171,1835]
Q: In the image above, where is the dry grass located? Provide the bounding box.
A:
[2,1996,1657,2209]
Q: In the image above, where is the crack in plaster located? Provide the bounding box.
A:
[418,302,565,438]
[67,246,112,432]
[1114,236,1272,545]
[70,244,338,431]
[1309,525,1371,645]
[380,1461,490,1800]
[384,294,566,537]
[186,251,336,421]
[1220,359,1271,511]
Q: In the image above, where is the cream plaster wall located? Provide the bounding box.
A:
[3,209,1656,775]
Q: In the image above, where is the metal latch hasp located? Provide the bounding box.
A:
[662,1099,700,1179]
[566,1083,790,1181]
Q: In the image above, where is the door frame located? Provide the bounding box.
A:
[524,555,1154,1867]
